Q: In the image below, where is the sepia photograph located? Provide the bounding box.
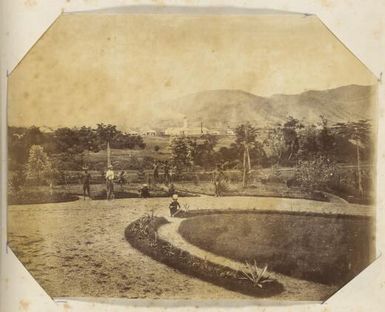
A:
[6,9,378,302]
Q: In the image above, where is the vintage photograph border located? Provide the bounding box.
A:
[1,1,384,311]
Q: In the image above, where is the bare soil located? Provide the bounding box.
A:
[7,196,374,299]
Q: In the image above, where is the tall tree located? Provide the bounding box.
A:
[25,145,54,185]
[96,123,119,167]
[235,123,258,187]
[298,125,319,160]
[264,127,285,165]
[316,115,336,157]
[170,137,190,172]
[335,120,371,198]
[8,126,46,169]
[282,116,302,161]
[95,123,118,146]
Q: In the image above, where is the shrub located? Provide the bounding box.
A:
[25,145,55,185]
[9,169,26,192]
[294,156,336,190]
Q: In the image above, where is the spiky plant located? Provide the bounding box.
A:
[239,261,274,288]
[183,203,190,212]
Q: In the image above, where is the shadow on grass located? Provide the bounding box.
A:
[177,209,375,287]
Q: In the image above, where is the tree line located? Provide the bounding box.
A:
[169,116,373,171]
[168,116,373,195]
[8,123,146,170]
[8,116,374,198]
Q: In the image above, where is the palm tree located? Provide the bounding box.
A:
[335,120,371,199]
[235,123,257,187]
[96,123,118,167]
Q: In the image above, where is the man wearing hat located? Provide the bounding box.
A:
[105,165,115,200]
[139,183,150,198]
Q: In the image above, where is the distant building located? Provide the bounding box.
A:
[226,128,235,136]
[165,117,211,136]
[165,126,210,136]
[210,130,221,135]
[126,129,139,136]
[39,126,54,133]
[141,129,157,136]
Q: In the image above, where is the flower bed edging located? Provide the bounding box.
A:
[125,215,284,298]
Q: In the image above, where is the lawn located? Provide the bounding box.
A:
[178,212,375,286]
[87,135,240,167]
[173,181,328,201]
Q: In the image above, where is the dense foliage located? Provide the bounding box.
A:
[8,116,374,203]
[8,124,146,170]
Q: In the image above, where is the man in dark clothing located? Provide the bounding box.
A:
[118,170,126,189]
[163,161,170,185]
[153,161,159,183]
[169,194,181,217]
[213,165,225,197]
[139,184,150,198]
[82,168,91,200]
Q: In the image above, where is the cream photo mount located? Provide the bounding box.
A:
[1,2,384,312]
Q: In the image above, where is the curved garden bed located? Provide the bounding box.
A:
[178,210,375,286]
[125,215,284,298]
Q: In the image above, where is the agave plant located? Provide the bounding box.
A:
[183,203,190,212]
[239,261,274,288]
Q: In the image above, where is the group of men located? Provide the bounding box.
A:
[82,165,116,200]
[153,160,175,184]
[81,163,227,200]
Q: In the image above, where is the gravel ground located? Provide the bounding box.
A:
[7,196,374,299]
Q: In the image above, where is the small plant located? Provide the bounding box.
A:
[239,261,274,288]
[183,203,190,212]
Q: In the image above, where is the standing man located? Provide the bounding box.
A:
[163,161,170,185]
[105,165,115,200]
[82,168,91,200]
[118,170,126,190]
[213,164,225,197]
[153,161,159,183]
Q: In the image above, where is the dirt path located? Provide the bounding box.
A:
[7,198,248,299]
[7,196,373,299]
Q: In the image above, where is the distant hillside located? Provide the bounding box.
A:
[153,85,376,128]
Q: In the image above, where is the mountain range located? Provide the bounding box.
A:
[149,84,377,129]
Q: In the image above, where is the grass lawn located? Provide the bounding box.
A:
[178,212,375,286]
[173,181,327,201]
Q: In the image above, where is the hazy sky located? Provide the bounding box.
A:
[8,13,376,129]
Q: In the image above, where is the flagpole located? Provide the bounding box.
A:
[355,128,363,199]
[107,141,111,167]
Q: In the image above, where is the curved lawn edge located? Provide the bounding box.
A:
[173,208,374,220]
[125,216,284,298]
